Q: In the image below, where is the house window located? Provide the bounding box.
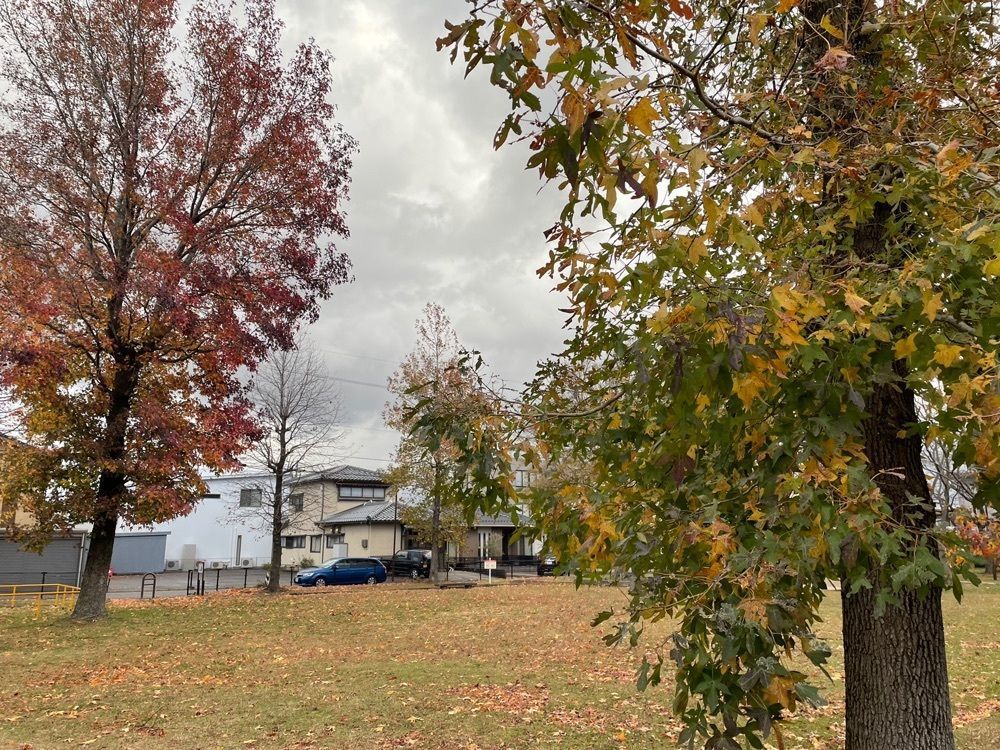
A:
[282,535,305,549]
[339,485,386,499]
[514,470,531,488]
[239,488,262,508]
[309,535,322,553]
[326,533,345,548]
[288,493,304,512]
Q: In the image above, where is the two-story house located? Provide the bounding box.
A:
[278,465,405,566]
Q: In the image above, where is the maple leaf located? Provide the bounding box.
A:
[815,47,855,72]
[626,97,661,136]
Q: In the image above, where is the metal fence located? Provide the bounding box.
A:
[448,555,542,579]
[0,570,79,585]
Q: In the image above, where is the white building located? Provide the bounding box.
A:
[118,471,276,570]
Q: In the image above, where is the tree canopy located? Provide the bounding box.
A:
[0,0,353,618]
[432,2,1000,748]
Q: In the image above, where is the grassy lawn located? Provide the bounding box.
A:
[1,580,998,750]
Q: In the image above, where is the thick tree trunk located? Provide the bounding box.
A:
[72,507,118,619]
[842,367,954,750]
[842,584,953,750]
[72,359,139,620]
[268,470,284,593]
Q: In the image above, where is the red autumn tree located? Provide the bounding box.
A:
[955,514,1000,581]
[0,0,354,619]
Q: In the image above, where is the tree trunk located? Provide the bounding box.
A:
[72,359,139,620]
[842,367,954,750]
[430,461,444,584]
[72,507,118,619]
[842,585,953,750]
[268,469,284,593]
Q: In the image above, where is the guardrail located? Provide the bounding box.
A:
[0,582,80,615]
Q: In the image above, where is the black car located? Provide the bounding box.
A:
[537,554,558,576]
[381,549,432,579]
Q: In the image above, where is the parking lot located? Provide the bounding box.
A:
[106,563,538,600]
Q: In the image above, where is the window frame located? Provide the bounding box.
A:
[239,488,262,508]
[338,484,386,500]
[282,535,306,549]
[288,492,305,513]
[309,535,322,553]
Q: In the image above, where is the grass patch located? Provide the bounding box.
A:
[1,581,998,749]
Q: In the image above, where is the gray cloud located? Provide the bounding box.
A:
[275,1,568,468]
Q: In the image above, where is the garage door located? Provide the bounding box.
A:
[0,535,84,585]
[111,532,167,574]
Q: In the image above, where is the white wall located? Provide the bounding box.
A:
[118,473,275,567]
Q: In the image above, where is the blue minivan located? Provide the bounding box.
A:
[294,558,387,587]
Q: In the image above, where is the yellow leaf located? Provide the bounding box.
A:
[777,321,809,346]
[626,97,660,136]
[985,257,1000,277]
[844,289,869,315]
[934,344,963,367]
[688,235,707,265]
[595,76,630,104]
[749,13,768,46]
[777,0,799,12]
[966,223,991,242]
[772,285,800,312]
[733,373,766,408]
[738,598,769,627]
[820,14,845,40]
[695,393,710,414]
[894,332,918,359]
[743,201,764,227]
[608,413,622,430]
[687,147,708,177]
[763,675,798,711]
[922,291,943,322]
[799,295,827,321]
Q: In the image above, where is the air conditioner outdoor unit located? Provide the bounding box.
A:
[240,558,253,567]
[210,561,227,569]
[165,559,182,570]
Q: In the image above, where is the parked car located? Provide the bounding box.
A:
[379,549,432,579]
[294,558,387,587]
[537,554,558,576]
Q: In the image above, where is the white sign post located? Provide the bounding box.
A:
[484,557,496,584]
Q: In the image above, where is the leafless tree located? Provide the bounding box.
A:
[242,342,343,591]
[917,397,977,525]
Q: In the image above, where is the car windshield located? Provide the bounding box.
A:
[321,560,340,569]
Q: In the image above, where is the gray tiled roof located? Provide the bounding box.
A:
[320,503,520,528]
[475,511,516,528]
[298,464,387,485]
[320,500,399,526]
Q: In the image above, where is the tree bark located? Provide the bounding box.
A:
[72,507,118,619]
[430,460,445,584]
[72,359,139,620]
[267,468,284,593]
[842,367,955,750]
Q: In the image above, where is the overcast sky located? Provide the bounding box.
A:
[273,1,568,470]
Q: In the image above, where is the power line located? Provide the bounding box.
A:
[329,454,393,464]
[313,346,397,366]
[317,373,389,390]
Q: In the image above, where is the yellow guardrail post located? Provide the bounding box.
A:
[0,582,80,613]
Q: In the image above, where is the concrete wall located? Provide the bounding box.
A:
[340,524,398,559]
[118,473,274,569]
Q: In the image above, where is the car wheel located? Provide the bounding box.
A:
[315,578,327,587]
[366,575,377,585]
[410,569,419,580]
